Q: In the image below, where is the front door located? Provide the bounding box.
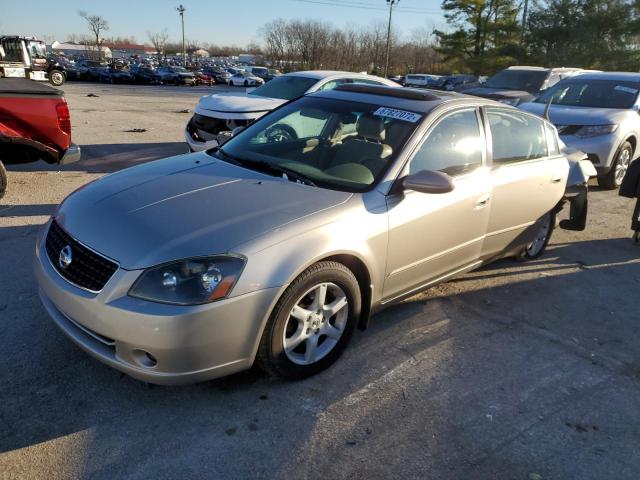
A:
[383,108,492,300]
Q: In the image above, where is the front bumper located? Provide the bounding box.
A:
[560,133,620,173]
[60,143,81,165]
[34,223,279,385]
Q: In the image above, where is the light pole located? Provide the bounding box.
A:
[384,0,399,77]
[176,4,186,62]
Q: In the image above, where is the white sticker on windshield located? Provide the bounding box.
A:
[373,107,422,123]
[614,85,638,95]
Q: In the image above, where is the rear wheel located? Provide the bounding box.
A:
[0,161,7,200]
[49,70,65,86]
[518,211,555,260]
[257,261,361,380]
[598,141,632,189]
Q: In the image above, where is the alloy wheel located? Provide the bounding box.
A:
[615,148,631,186]
[526,213,552,257]
[283,282,349,365]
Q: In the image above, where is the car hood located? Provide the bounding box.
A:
[55,152,351,269]
[195,92,285,117]
[464,86,535,102]
[518,102,628,126]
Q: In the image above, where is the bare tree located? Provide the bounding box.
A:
[148,29,169,60]
[79,11,109,52]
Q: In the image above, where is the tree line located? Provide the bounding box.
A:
[77,0,640,75]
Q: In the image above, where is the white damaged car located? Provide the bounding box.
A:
[185,70,399,151]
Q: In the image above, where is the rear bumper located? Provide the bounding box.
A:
[60,143,81,164]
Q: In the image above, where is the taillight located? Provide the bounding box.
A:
[56,100,71,137]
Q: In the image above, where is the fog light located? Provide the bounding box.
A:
[132,349,157,368]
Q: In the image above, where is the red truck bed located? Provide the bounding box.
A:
[0,78,80,165]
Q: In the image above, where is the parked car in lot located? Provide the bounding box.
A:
[0,79,80,198]
[520,71,640,189]
[249,66,281,82]
[130,65,163,85]
[194,71,214,86]
[157,66,196,86]
[429,74,481,92]
[36,84,593,384]
[186,70,399,151]
[106,67,134,84]
[404,74,442,88]
[75,60,107,81]
[203,67,231,84]
[229,71,265,87]
[465,66,585,106]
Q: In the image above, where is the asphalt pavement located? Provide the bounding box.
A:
[1,83,639,480]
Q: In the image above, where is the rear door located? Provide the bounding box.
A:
[383,107,492,300]
[480,108,568,259]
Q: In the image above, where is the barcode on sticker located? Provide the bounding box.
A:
[374,107,422,123]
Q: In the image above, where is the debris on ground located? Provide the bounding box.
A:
[176,109,190,113]
[123,128,147,133]
[86,93,99,97]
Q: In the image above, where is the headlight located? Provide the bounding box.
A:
[498,98,520,106]
[575,124,618,138]
[129,256,245,305]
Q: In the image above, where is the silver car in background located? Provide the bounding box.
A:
[520,72,640,189]
[35,85,592,385]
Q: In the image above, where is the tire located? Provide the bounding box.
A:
[598,141,633,190]
[518,210,555,261]
[0,161,7,200]
[257,261,361,380]
[49,70,65,86]
[266,123,298,143]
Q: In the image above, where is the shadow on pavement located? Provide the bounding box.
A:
[5,142,190,175]
[1,230,640,478]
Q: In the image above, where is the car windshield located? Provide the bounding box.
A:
[249,75,319,100]
[536,78,640,109]
[211,96,421,192]
[485,69,549,93]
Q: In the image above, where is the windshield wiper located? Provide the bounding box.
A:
[216,149,317,186]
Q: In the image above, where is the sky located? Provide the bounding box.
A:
[0,0,446,47]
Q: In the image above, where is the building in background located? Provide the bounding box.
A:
[48,41,112,60]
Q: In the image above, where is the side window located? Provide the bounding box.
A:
[410,109,483,176]
[546,124,560,155]
[487,109,548,165]
[319,79,348,91]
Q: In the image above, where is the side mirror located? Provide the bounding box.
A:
[402,170,454,194]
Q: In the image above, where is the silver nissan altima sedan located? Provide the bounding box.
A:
[35,84,593,384]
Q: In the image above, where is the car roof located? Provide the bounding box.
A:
[566,71,640,82]
[308,84,504,114]
[285,70,392,82]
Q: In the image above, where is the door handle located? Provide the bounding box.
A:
[550,175,563,183]
[474,194,491,209]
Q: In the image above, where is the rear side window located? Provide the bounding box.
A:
[487,109,548,164]
[546,124,560,155]
[410,109,483,176]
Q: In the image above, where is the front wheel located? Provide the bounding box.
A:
[49,70,65,86]
[599,141,632,190]
[0,161,7,199]
[257,261,361,380]
[518,211,555,260]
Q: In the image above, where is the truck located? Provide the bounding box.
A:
[0,79,81,198]
[0,36,67,86]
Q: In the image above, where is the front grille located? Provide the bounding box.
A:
[45,220,118,293]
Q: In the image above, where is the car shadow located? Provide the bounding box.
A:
[2,230,640,478]
[4,142,190,175]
